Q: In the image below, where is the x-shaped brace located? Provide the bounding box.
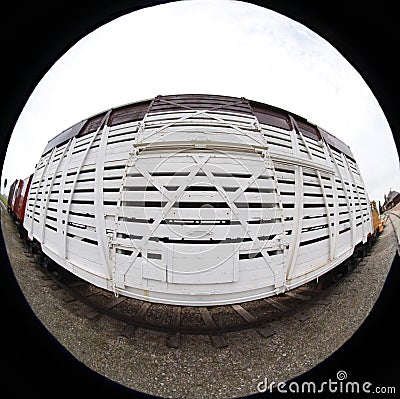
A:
[115,154,211,287]
[191,155,281,285]
[115,150,283,289]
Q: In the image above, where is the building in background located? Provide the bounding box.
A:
[381,189,400,212]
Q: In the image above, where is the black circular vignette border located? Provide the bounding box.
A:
[0,1,399,398]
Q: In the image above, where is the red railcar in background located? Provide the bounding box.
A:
[7,179,20,213]
[7,174,33,238]
[13,174,33,223]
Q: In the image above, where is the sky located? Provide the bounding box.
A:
[1,0,399,203]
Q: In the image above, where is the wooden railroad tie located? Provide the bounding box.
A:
[199,307,228,348]
[231,304,275,338]
[166,306,182,349]
[121,302,151,338]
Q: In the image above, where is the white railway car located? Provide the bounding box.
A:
[24,94,373,306]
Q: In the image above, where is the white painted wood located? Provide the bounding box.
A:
[27,98,373,305]
[297,131,335,261]
[94,124,113,279]
[63,111,111,260]
[57,136,76,257]
[28,149,55,238]
[285,124,304,281]
[115,155,212,288]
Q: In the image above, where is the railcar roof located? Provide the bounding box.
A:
[42,93,354,159]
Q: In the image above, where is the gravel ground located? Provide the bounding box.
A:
[2,204,398,399]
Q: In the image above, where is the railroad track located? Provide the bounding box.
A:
[36,264,333,349]
[387,211,400,254]
[26,246,363,349]
[2,205,373,349]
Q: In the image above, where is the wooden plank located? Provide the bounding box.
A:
[254,325,275,338]
[231,304,274,338]
[82,287,103,298]
[169,245,238,285]
[300,227,330,242]
[119,190,278,205]
[264,297,289,312]
[199,307,217,328]
[209,334,227,349]
[120,302,151,337]
[264,134,293,149]
[116,219,284,241]
[49,283,61,291]
[61,293,76,303]
[64,245,103,274]
[67,213,97,228]
[166,333,181,348]
[66,225,98,241]
[107,132,137,145]
[84,309,100,320]
[199,307,227,348]
[139,134,261,150]
[114,205,232,221]
[109,121,140,134]
[68,202,95,214]
[121,325,136,338]
[105,296,126,310]
[297,217,329,230]
[285,291,310,301]
[65,280,87,288]
[238,263,280,281]
[295,285,313,293]
[134,302,151,320]
[231,304,256,322]
[262,127,292,142]
[302,195,333,204]
[123,174,276,191]
[145,114,255,128]
[170,306,181,327]
[293,311,310,322]
[296,247,330,267]
[302,184,332,195]
[166,306,182,348]
[103,166,127,179]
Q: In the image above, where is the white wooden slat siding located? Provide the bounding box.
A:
[341,152,359,246]
[285,122,304,281]
[326,144,355,248]
[342,155,360,236]
[115,155,213,289]
[94,123,112,279]
[28,149,55,238]
[112,109,286,295]
[297,130,335,261]
[197,159,279,287]
[63,111,111,261]
[342,154,368,242]
[321,139,340,259]
[40,140,72,244]
[58,137,76,258]
[353,160,374,236]
[28,95,372,305]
